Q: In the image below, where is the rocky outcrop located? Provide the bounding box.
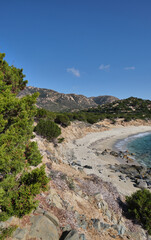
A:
[91,95,119,105]
[108,163,151,190]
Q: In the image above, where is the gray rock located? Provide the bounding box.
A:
[79,233,87,240]
[91,219,100,231]
[78,167,84,171]
[0,221,6,228]
[100,222,111,230]
[137,180,148,189]
[44,211,59,227]
[97,199,108,212]
[110,165,116,170]
[94,192,103,202]
[61,224,72,232]
[46,162,52,169]
[45,150,51,156]
[119,175,126,181]
[126,230,147,240]
[64,230,79,240]
[29,215,59,240]
[77,214,88,230]
[105,209,112,220]
[112,224,126,236]
[13,228,28,240]
[110,151,119,157]
[71,161,81,167]
[34,206,45,215]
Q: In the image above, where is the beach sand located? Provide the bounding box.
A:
[62,125,151,196]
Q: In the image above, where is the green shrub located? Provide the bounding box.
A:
[21,165,49,192]
[10,185,38,217]
[0,226,17,240]
[25,141,42,166]
[55,114,70,127]
[126,189,151,234]
[58,137,65,143]
[36,108,48,119]
[0,166,49,220]
[0,53,49,221]
[36,108,56,121]
[35,119,61,141]
[86,115,99,124]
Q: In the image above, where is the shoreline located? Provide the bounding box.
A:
[61,124,151,195]
[113,130,151,152]
[112,130,151,167]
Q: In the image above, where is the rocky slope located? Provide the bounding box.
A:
[18,86,118,112]
[90,96,119,105]
[5,120,151,240]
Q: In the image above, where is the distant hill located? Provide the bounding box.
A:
[18,86,118,112]
[84,97,151,121]
[90,95,119,105]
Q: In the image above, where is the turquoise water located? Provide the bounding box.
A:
[127,133,151,168]
[115,132,151,168]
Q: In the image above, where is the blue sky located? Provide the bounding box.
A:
[1,0,151,99]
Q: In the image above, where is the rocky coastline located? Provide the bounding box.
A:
[3,121,151,240]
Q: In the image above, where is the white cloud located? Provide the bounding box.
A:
[67,67,80,77]
[124,66,135,70]
[99,64,110,71]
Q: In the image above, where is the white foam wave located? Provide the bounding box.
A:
[115,131,151,151]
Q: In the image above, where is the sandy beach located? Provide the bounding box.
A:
[61,125,151,196]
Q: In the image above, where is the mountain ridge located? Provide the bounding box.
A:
[18,86,119,112]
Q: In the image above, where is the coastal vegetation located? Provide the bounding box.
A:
[126,189,151,234]
[34,119,61,141]
[0,53,48,222]
[84,97,151,122]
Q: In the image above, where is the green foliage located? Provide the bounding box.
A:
[21,166,49,192]
[25,141,42,166]
[69,97,151,124]
[36,108,56,120]
[86,114,100,124]
[0,225,17,240]
[0,53,48,221]
[36,108,48,118]
[0,166,48,220]
[55,114,70,127]
[126,189,151,234]
[0,53,27,94]
[58,137,65,143]
[35,119,61,141]
[0,84,39,175]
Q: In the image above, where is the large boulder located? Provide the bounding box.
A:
[29,215,59,240]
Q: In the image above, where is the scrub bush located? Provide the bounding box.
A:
[126,189,151,234]
[25,141,42,166]
[55,114,70,127]
[34,119,61,140]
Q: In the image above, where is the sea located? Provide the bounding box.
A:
[115,132,151,168]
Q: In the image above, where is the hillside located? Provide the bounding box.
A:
[18,86,118,112]
[83,97,151,122]
[90,95,119,105]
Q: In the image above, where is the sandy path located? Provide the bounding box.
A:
[62,125,151,195]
